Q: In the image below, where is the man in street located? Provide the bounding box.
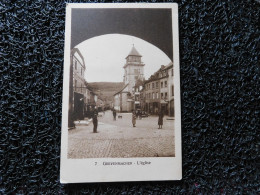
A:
[93,106,98,133]
[132,110,136,127]
[158,110,164,129]
[113,108,117,121]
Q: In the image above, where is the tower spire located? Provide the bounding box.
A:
[123,45,145,90]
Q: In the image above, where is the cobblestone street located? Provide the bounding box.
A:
[68,111,175,158]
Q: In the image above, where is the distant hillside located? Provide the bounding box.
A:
[88,82,125,103]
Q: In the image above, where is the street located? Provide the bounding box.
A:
[68,111,175,158]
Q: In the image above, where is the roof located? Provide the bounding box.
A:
[114,84,129,96]
[126,46,142,57]
[144,62,173,84]
[71,48,86,69]
[164,61,173,69]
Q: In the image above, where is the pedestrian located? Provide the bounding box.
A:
[113,108,117,121]
[93,106,98,133]
[132,110,136,127]
[158,110,164,129]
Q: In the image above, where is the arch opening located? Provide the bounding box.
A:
[75,33,172,83]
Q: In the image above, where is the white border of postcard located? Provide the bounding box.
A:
[60,3,181,183]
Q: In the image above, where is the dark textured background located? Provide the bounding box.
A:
[0,0,259,194]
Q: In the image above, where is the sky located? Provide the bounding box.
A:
[76,34,172,83]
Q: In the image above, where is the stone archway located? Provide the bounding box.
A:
[71,8,173,61]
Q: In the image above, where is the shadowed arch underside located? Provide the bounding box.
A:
[71,8,173,61]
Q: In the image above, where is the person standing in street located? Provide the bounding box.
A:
[113,108,117,121]
[132,110,136,127]
[93,106,98,133]
[158,110,164,129]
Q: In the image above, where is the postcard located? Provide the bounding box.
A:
[60,3,181,183]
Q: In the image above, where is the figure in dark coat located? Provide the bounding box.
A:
[113,109,117,121]
[93,107,98,133]
[132,110,137,127]
[158,111,164,129]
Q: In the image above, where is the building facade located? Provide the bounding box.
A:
[84,85,98,118]
[159,63,174,116]
[114,46,145,112]
[114,84,132,112]
[69,48,86,127]
[166,62,174,117]
[132,79,144,111]
[143,63,174,116]
[113,45,174,116]
[96,98,104,111]
[144,75,160,115]
[159,65,169,115]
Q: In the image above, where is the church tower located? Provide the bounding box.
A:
[123,45,145,92]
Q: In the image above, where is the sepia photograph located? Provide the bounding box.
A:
[68,36,175,158]
[60,3,181,183]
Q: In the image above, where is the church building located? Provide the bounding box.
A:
[114,45,145,112]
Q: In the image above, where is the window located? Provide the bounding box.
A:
[161,93,163,98]
[75,80,77,90]
[75,60,77,70]
[165,92,168,99]
[156,92,158,99]
[156,82,159,88]
[172,85,174,96]
[149,93,151,99]
[152,83,154,89]
[152,93,155,99]
[81,84,82,93]
[165,81,167,87]
[161,82,163,88]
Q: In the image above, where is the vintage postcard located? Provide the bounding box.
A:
[60,3,181,183]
